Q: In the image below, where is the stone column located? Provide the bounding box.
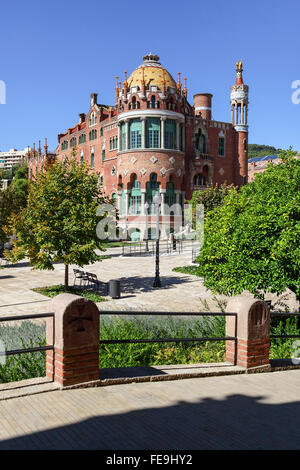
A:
[125,118,129,150]
[124,189,129,217]
[160,116,166,149]
[46,293,100,387]
[241,102,244,125]
[141,188,146,215]
[225,296,271,370]
[160,190,166,216]
[141,117,146,149]
[118,122,122,151]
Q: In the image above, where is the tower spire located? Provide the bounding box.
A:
[230,60,249,185]
[235,60,244,85]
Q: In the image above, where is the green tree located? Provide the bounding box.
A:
[190,182,236,221]
[7,157,109,288]
[195,149,300,301]
[0,163,29,250]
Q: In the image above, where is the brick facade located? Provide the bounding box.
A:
[28,54,249,239]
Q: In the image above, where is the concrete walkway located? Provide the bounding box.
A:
[0,246,298,317]
[0,369,299,449]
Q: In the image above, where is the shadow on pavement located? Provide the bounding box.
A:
[0,392,299,449]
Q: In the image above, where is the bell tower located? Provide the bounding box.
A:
[230,61,249,185]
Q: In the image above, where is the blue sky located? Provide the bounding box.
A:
[0,0,299,153]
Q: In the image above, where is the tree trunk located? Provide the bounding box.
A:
[64,264,69,290]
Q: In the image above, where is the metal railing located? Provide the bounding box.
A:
[122,240,183,257]
[99,311,238,365]
[270,312,300,339]
[0,313,54,380]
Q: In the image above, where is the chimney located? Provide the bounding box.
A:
[79,113,86,123]
[194,93,213,120]
[90,93,98,107]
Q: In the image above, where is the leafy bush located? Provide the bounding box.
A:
[0,321,46,383]
[99,315,226,368]
[270,316,299,359]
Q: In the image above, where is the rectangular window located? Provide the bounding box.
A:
[218,137,225,156]
[91,153,94,168]
[129,195,142,215]
[146,118,160,148]
[102,149,105,163]
[130,130,142,149]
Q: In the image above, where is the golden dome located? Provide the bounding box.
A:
[127,53,176,90]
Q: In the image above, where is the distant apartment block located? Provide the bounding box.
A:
[0,147,30,170]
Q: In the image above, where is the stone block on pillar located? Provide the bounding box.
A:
[46,293,100,387]
[225,296,271,371]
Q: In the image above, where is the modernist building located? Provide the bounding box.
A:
[0,147,30,170]
[28,53,249,239]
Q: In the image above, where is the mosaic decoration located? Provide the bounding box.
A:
[160,167,167,176]
[140,167,147,175]
[169,156,175,164]
[131,157,137,164]
[219,167,225,175]
[150,156,158,164]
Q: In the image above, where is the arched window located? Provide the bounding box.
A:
[146,173,160,214]
[79,134,86,145]
[129,174,142,214]
[61,140,68,150]
[111,193,117,208]
[132,96,137,109]
[89,129,97,141]
[151,95,156,109]
[166,175,175,206]
[195,128,207,153]
[89,111,97,126]
[70,137,76,148]
[90,149,95,169]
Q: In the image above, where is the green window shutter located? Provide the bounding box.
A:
[146,118,160,148]
[165,119,175,149]
[129,119,142,149]
[218,137,225,156]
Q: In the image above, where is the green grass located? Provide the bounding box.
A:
[270,316,299,359]
[0,321,46,383]
[32,284,107,302]
[172,266,199,275]
[0,314,298,384]
[99,315,226,368]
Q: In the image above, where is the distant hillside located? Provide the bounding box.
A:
[248,144,284,159]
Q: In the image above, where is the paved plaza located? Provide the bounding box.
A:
[0,370,299,449]
[0,245,299,451]
[0,245,298,317]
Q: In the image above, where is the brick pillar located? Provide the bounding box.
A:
[226,296,271,371]
[46,293,100,387]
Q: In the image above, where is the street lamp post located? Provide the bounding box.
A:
[144,201,149,252]
[153,192,162,288]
